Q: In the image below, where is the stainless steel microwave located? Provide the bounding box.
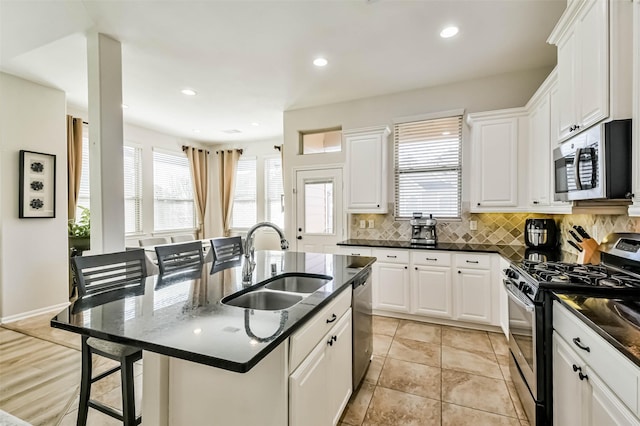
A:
[553,119,632,202]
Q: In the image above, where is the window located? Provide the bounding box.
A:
[304,180,334,234]
[124,146,142,234]
[265,156,284,228]
[76,125,90,217]
[153,150,196,231]
[231,156,257,229]
[394,115,462,219]
[300,128,342,154]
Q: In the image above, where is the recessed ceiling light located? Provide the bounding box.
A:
[181,88,197,96]
[222,129,242,134]
[192,129,201,133]
[193,328,202,334]
[121,104,129,109]
[440,26,459,38]
[251,122,259,127]
[313,57,328,67]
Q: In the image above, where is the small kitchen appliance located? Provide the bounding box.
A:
[524,219,558,249]
[410,212,437,245]
[502,232,640,425]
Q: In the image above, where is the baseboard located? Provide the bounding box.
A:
[372,309,502,333]
[1,302,70,324]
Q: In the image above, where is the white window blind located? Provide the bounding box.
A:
[153,150,196,231]
[124,146,142,234]
[394,115,462,219]
[75,124,91,218]
[265,156,284,228]
[232,156,257,229]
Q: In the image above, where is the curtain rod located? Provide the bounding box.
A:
[274,145,281,151]
[214,148,243,155]
[182,145,211,154]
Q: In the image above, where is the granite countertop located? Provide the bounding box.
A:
[337,238,526,262]
[51,251,375,373]
[553,293,640,367]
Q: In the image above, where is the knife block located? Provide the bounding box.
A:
[578,238,600,265]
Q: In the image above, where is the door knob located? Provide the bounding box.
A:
[297,236,302,240]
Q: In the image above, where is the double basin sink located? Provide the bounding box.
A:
[222,273,332,311]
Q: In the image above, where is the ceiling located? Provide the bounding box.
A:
[0,0,565,143]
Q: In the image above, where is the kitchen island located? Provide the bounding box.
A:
[52,251,375,426]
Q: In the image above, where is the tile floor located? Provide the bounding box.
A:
[2,311,529,426]
[339,316,530,426]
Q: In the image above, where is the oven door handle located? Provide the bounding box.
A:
[504,281,535,313]
[574,147,583,190]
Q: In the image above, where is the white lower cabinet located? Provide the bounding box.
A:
[412,265,453,318]
[455,268,492,325]
[372,250,410,313]
[289,308,352,426]
[553,302,640,425]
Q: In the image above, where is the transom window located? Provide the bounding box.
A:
[394,114,463,219]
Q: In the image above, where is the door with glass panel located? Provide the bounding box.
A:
[294,168,343,253]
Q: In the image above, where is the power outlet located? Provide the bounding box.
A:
[469,220,478,231]
[368,219,375,229]
[359,220,366,229]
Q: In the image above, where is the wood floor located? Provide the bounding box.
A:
[0,311,141,426]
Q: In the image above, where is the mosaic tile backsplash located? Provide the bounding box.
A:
[350,209,640,255]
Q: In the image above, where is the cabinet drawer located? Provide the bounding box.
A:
[337,247,372,257]
[553,301,639,414]
[454,253,490,269]
[290,289,352,371]
[372,249,408,264]
[411,251,452,266]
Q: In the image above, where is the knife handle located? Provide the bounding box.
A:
[574,225,591,239]
[567,240,583,252]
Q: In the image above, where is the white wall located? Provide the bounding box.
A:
[0,72,68,322]
[282,66,553,239]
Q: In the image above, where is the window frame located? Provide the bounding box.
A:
[264,154,284,229]
[393,110,464,220]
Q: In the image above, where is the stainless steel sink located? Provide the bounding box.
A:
[223,291,303,310]
[264,274,331,293]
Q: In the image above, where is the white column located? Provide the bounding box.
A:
[87,32,125,253]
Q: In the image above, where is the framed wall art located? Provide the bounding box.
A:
[19,150,56,218]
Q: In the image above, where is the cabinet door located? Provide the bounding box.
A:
[471,118,518,209]
[557,27,578,141]
[529,95,551,207]
[373,262,410,313]
[345,127,388,213]
[412,265,453,319]
[455,268,492,324]
[588,369,640,426]
[327,311,353,426]
[289,342,329,426]
[553,333,585,426]
[577,0,609,130]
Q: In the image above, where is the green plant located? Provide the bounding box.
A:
[68,207,90,238]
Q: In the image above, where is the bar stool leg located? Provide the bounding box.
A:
[121,355,137,426]
[77,337,92,426]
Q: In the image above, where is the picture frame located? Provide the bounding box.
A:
[19,150,56,218]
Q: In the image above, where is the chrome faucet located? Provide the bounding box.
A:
[242,222,289,283]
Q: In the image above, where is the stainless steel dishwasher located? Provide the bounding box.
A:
[351,266,373,389]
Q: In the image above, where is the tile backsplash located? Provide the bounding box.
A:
[350,210,640,254]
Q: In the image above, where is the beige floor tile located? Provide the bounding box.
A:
[441,327,493,354]
[364,356,384,385]
[441,346,502,379]
[395,320,441,345]
[520,420,530,426]
[372,334,392,356]
[363,386,441,426]
[372,316,400,337]
[506,380,528,420]
[442,403,521,426]
[378,358,441,401]
[489,332,510,357]
[500,363,512,382]
[341,382,376,425]
[442,369,517,418]
[387,337,441,367]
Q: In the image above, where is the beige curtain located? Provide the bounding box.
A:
[67,115,83,221]
[217,149,242,236]
[184,146,210,239]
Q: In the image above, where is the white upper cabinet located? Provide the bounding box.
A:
[467,109,527,212]
[548,0,633,142]
[344,126,390,213]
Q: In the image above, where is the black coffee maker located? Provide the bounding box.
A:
[524,219,559,262]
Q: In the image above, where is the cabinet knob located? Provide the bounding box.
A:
[533,201,539,205]
[458,270,461,274]
[326,313,337,324]
[572,364,581,372]
[414,267,418,270]
[579,372,588,381]
[377,204,380,208]
[572,337,590,352]
[575,125,580,130]
[477,203,481,206]
[297,236,302,240]
[404,266,408,269]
